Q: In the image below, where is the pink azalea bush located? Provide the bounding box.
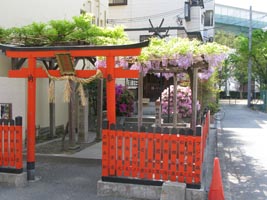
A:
[115,84,134,117]
[160,85,200,118]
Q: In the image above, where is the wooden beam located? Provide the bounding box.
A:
[5,48,143,58]
[9,67,139,79]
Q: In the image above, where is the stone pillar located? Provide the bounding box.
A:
[155,100,162,127]
[78,94,89,143]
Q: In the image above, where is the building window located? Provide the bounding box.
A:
[190,0,204,7]
[109,0,127,6]
[184,2,191,21]
[204,10,214,26]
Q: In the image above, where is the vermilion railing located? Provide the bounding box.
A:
[0,116,23,173]
[201,110,210,162]
[102,122,206,188]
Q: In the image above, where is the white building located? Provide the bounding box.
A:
[108,0,214,42]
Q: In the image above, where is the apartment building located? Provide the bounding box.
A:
[108,0,215,42]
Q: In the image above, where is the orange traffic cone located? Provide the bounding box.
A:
[208,157,225,200]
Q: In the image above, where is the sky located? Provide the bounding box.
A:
[215,0,267,13]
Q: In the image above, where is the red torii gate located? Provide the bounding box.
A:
[0,41,148,180]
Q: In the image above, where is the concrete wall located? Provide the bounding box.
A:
[184,6,204,32]
[0,77,26,140]
[0,0,108,28]
[36,78,68,128]
[0,0,85,28]
[0,54,11,77]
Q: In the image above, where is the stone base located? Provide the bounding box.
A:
[186,188,205,200]
[97,180,162,200]
[160,181,186,200]
[97,180,205,200]
[0,172,27,187]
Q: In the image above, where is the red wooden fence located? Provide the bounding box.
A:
[201,110,210,163]
[102,123,205,188]
[0,116,23,173]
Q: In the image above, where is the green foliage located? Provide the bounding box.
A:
[139,37,229,61]
[0,14,130,46]
[214,31,236,48]
[234,29,267,90]
[0,27,7,43]
[198,71,220,115]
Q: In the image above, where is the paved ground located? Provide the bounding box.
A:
[0,157,127,200]
[219,100,267,200]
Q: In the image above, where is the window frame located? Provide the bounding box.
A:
[204,10,214,27]
[109,0,127,6]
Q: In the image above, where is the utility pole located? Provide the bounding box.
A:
[247,6,252,107]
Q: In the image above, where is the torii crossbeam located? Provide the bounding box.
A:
[0,41,149,180]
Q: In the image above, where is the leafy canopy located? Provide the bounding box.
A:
[0,14,129,46]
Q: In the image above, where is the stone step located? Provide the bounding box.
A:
[124,116,156,123]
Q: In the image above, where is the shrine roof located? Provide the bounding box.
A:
[0,41,149,52]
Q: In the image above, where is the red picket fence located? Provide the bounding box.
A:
[102,123,206,188]
[0,116,23,173]
[201,110,210,162]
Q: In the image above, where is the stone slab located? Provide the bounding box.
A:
[0,172,27,187]
[160,181,186,200]
[97,180,162,200]
[185,188,205,200]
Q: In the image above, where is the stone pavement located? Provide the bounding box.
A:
[217,99,267,200]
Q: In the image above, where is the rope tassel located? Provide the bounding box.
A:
[48,80,55,103]
[78,83,87,106]
[44,67,103,104]
[63,79,72,103]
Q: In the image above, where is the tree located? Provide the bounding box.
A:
[234,29,267,92]
[214,31,236,96]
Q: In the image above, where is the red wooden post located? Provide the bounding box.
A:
[139,127,146,179]
[170,129,178,181]
[106,57,116,125]
[194,126,202,184]
[0,122,2,166]
[178,131,186,182]
[162,130,169,181]
[3,120,9,167]
[154,129,162,180]
[109,124,116,176]
[124,131,131,177]
[15,117,23,171]
[131,131,139,178]
[147,132,154,179]
[9,121,15,167]
[186,133,194,184]
[116,129,123,176]
[102,128,109,176]
[26,57,37,180]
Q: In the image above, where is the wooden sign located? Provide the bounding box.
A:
[55,53,75,76]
